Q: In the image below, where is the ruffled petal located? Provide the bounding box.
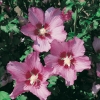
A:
[50,40,68,56]
[29,82,51,100]
[25,52,43,72]
[74,56,91,72]
[10,82,26,99]
[70,37,85,57]
[60,68,77,86]
[49,16,63,31]
[51,26,67,41]
[21,23,37,40]
[45,7,61,24]
[7,61,28,82]
[28,7,44,25]
[44,54,62,74]
[33,37,51,52]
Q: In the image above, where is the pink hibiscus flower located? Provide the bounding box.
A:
[21,7,67,52]
[44,37,91,85]
[7,52,51,100]
[61,7,73,22]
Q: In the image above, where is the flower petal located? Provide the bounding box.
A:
[28,7,44,25]
[44,54,62,74]
[7,61,28,82]
[74,56,91,72]
[33,37,51,52]
[69,37,85,57]
[29,82,51,100]
[49,16,63,31]
[25,52,43,72]
[45,7,61,24]
[50,40,68,56]
[51,26,67,41]
[10,82,26,99]
[60,68,77,86]
[21,23,37,40]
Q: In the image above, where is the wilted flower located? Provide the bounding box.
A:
[18,16,28,26]
[61,7,73,22]
[93,37,100,53]
[44,37,91,85]
[92,82,100,95]
[7,52,51,100]
[96,63,100,77]
[21,7,67,52]
[43,0,51,3]
[0,71,12,87]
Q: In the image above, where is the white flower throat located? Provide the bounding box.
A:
[30,74,38,85]
[39,28,47,35]
[63,55,73,67]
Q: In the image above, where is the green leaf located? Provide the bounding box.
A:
[1,24,19,33]
[0,13,6,22]
[48,76,58,87]
[0,91,11,100]
[20,46,33,61]
[16,95,27,100]
[1,25,9,33]
[93,20,99,29]
[8,23,19,33]
[96,8,100,17]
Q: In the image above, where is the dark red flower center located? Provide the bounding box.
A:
[34,23,50,39]
[25,68,43,87]
[58,51,75,68]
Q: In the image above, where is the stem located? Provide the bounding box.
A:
[73,8,78,34]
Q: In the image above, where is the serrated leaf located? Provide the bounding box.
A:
[0,91,11,100]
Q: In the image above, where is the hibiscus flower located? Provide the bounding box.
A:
[7,52,51,100]
[44,37,91,85]
[21,7,67,52]
[61,7,73,22]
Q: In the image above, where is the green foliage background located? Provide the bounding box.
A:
[0,0,100,100]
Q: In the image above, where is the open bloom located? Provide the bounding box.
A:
[44,37,91,85]
[93,37,100,53]
[61,7,73,22]
[7,52,51,100]
[21,7,67,52]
